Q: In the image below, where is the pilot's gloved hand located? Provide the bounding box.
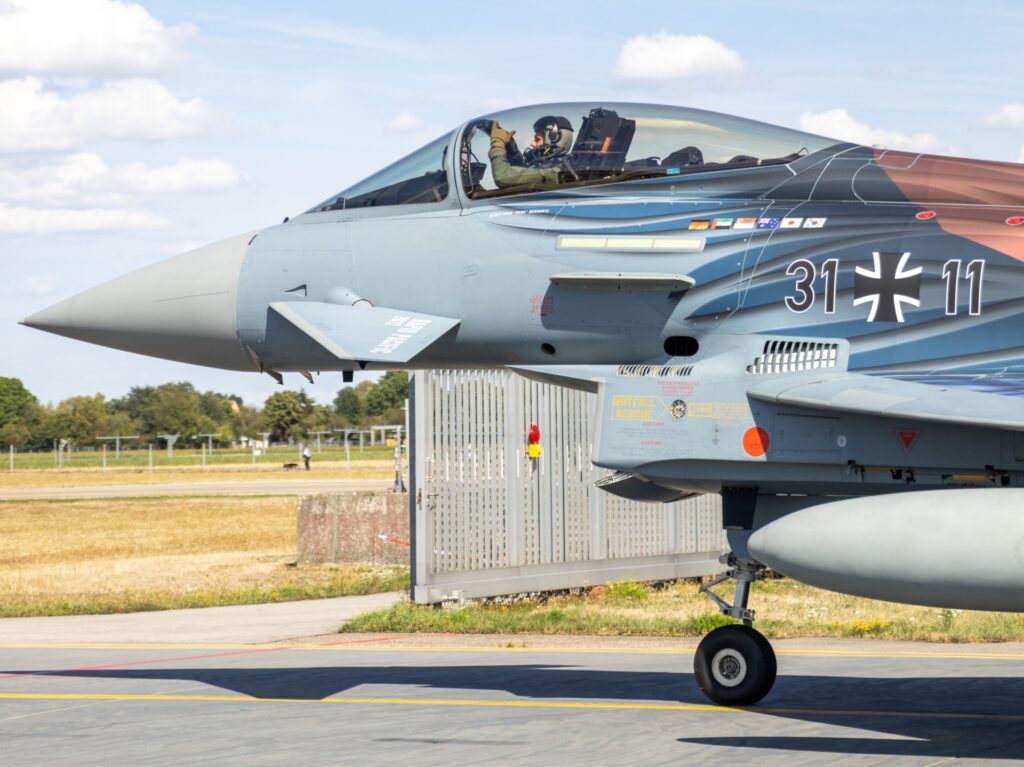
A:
[490,122,514,152]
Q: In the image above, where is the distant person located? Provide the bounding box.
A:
[303,445,312,471]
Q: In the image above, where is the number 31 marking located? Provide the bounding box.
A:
[784,258,838,314]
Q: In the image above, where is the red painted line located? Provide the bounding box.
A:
[316,633,459,647]
[317,636,404,646]
[0,646,288,681]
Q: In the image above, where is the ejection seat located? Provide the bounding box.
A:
[567,108,636,177]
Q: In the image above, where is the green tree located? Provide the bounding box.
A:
[149,384,204,439]
[0,419,32,448]
[108,382,238,443]
[365,371,408,417]
[0,377,37,428]
[19,401,58,450]
[264,389,314,442]
[230,403,267,442]
[333,387,362,425]
[52,394,110,446]
[105,411,140,440]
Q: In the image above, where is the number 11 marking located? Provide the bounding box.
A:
[943,258,984,316]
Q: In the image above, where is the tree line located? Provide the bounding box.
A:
[0,372,409,449]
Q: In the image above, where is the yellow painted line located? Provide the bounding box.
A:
[300,645,1024,661]
[1,642,1023,661]
[777,648,1024,661]
[1,692,1022,722]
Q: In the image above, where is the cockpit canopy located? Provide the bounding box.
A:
[307,103,840,212]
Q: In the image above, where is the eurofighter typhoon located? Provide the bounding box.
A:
[23,102,1024,705]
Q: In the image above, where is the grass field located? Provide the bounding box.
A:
[0,443,397,490]
[0,496,407,617]
[0,460,395,489]
[342,579,1024,643]
[2,444,398,471]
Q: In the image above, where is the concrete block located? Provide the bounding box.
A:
[297,491,409,565]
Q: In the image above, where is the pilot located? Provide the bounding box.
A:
[489,115,573,189]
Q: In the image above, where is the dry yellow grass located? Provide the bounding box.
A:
[0,460,395,490]
[0,496,406,616]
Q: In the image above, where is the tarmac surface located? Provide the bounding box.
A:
[0,593,405,644]
[1,599,1023,765]
[0,478,392,500]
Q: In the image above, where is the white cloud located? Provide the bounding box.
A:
[241,20,399,53]
[23,274,56,296]
[0,0,194,75]
[613,33,744,82]
[115,158,242,193]
[800,108,951,154]
[0,154,242,204]
[386,111,422,132]
[0,77,210,152]
[0,153,110,202]
[0,203,164,233]
[1018,145,1024,164]
[984,103,1024,128]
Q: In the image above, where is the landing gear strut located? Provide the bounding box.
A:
[694,556,776,706]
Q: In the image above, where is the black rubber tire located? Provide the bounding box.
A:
[693,624,777,706]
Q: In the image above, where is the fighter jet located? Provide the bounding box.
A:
[22,102,1024,706]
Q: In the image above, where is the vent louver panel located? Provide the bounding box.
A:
[747,340,838,375]
[616,364,694,378]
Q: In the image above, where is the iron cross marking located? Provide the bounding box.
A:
[853,251,922,323]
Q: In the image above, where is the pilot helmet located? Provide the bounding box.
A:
[531,115,574,157]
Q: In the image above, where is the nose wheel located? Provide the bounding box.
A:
[694,624,776,706]
[694,555,776,705]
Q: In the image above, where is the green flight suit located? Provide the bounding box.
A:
[489,145,561,189]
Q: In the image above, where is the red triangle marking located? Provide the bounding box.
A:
[896,429,920,453]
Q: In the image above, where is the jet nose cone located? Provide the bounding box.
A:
[23,231,258,371]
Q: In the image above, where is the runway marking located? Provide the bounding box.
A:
[1,642,1023,661]
[0,692,1023,722]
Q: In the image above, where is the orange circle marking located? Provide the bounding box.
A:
[743,427,770,457]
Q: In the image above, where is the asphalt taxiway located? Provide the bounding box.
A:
[1,623,1023,765]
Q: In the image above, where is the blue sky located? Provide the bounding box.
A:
[3,0,1024,406]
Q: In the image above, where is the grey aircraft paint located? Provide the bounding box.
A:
[22,101,1024,706]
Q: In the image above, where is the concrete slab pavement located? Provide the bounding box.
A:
[0,592,404,644]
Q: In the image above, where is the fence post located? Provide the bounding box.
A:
[102,443,107,472]
[201,443,206,469]
[148,444,153,473]
[8,445,12,473]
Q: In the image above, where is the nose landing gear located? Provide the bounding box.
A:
[694,556,776,706]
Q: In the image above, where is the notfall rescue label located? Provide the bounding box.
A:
[612,395,661,420]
